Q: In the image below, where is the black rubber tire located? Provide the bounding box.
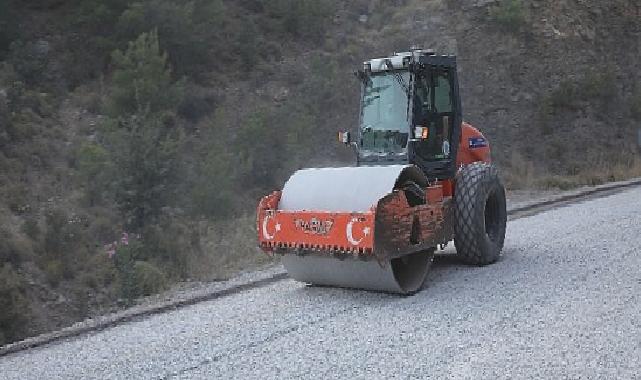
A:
[454,162,507,265]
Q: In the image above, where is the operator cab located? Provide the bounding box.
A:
[346,49,462,180]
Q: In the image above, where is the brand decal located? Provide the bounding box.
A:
[294,217,334,235]
[469,137,488,149]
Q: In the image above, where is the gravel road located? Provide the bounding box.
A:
[1,187,640,379]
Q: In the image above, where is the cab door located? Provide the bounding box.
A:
[412,68,455,162]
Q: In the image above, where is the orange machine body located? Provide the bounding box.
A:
[257,122,491,260]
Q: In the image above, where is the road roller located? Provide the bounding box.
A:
[257,49,507,294]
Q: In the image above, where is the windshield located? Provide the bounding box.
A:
[360,72,410,154]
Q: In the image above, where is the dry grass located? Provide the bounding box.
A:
[502,151,538,189]
[504,150,641,191]
[186,215,277,281]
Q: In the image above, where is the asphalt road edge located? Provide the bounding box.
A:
[0,269,288,357]
[2,176,640,357]
[507,177,641,219]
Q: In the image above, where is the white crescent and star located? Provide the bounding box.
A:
[346,217,370,246]
[264,215,368,245]
[262,214,281,240]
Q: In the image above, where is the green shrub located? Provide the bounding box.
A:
[108,30,184,117]
[190,148,237,219]
[264,0,335,42]
[112,239,167,301]
[177,83,216,122]
[537,175,578,190]
[0,0,18,59]
[582,71,617,102]
[76,142,112,206]
[42,208,91,281]
[115,0,224,77]
[188,111,239,219]
[0,88,10,143]
[133,260,167,296]
[542,71,619,115]
[5,79,56,121]
[0,263,31,345]
[235,111,289,188]
[113,239,141,302]
[489,0,527,32]
[43,208,69,256]
[0,227,32,264]
[88,213,118,245]
[68,0,130,41]
[5,184,30,214]
[631,89,641,121]
[42,259,64,286]
[61,0,130,84]
[100,30,187,229]
[78,251,118,291]
[21,216,40,240]
[544,80,578,110]
[106,112,183,230]
[141,217,203,278]
[8,40,50,85]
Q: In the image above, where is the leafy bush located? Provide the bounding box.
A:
[76,142,112,206]
[0,0,18,58]
[544,79,579,111]
[177,84,217,122]
[263,0,335,42]
[235,111,290,188]
[61,0,131,84]
[43,208,69,257]
[42,208,91,282]
[101,31,185,229]
[112,238,141,302]
[542,71,618,115]
[42,259,64,286]
[22,216,40,240]
[631,89,641,121]
[537,175,579,190]
[132,260,167,296]
[140,217,203,278]
[88,213,119,245]
[190,146,237,219]
[0,227,32,264]
[4,78,56,122]
[69,0,131,38]
[108,30,184,117]
[5,184,30,214]
[112,237,167,301]
[0,92,10,146]
[79,252,117,290]
[105,112,183,230]
[8,40,52,86]
[115,0,224,77]
[489,0,527,32]
[0,263,31,345]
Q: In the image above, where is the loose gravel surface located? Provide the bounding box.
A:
[1,187,640,379]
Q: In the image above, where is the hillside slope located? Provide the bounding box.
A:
[1,0,640,344]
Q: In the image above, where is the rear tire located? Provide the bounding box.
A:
[454,162,507,265]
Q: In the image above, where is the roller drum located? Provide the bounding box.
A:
[282,250,434,294]
[274,165,435,294]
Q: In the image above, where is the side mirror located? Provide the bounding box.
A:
[338,131,351,145]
